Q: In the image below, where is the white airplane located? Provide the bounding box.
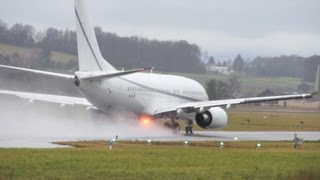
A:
[0,0,319,134]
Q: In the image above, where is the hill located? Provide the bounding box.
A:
[0,43,77,65]
[0,43,306,96]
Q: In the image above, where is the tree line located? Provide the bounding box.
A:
[1,19,320,100]
[232,54,320,82]
[1,19,319,81]
[205,75,241,100]
[0,20,205,73]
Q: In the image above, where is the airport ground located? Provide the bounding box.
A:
[0,141,319,179]
[1,99,319,179]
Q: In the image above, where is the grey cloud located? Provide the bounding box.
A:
[0,0,319,59]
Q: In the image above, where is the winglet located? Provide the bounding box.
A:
[313,65,320,95]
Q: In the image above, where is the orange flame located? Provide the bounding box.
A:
[140,116,152,127]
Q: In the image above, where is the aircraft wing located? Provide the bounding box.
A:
[153,93,312,116]
[0,90,92,107]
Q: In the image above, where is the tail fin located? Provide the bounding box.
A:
[75,0,116,71]
[313,65,320,95]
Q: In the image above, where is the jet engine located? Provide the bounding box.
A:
[195,107,227,129]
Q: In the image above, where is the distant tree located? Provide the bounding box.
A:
[37,28,60,51]
[9,23,35,46]
[248,55,304,78]
[206,79,231,100]
[0,19,206,74]
[233,54,245,72]
[30,48,53,70]
[9,52,22,66]
[202,50,209,63]
[95,29,205,73]
[206,79,218,100]
[0,51,9,65]
[216,80,231,99]
[208,56,215,64]
[0,20,7,32]
[303,55,320,82]
[37,27,77,56]
[222,61,227,67]
[228,75,241,97]
[297,82,311,92]
[0,20,9,43]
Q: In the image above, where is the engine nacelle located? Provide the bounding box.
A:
[195,107,228,129]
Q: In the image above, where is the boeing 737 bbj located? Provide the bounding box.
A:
[0,0,319,134]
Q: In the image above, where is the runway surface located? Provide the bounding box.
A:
[1,96,319,148]
[1,131,319,148]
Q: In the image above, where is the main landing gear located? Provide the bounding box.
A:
[163,118,194,135]
[185,119,193,135]
[163,116,180,134]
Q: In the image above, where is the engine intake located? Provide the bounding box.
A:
[195,107,228,129]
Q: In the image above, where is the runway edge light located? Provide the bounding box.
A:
[184,140,189,145]
[108,140,113,150]
[257,143,261,149]
[220,142,224,148]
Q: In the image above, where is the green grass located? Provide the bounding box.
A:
[1,141,319,179]
[225,110,320,131]
[0,43,77,64]
[0,43,41,55]
[50,51,77,64]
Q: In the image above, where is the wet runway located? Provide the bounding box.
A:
[0,96,319,148]
[1,131,319,148]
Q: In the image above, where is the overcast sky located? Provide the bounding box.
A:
[1,0,320,61]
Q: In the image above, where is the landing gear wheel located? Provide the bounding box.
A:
[172,122,180,134]
[185,119,193,135]
[163,122,180,134]
[185,126,189,134]
[185,126,193,135]
[163,122,170,128]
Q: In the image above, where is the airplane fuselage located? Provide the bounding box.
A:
[76,72,208,115]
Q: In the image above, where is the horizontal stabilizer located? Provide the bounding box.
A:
[0,64,74,79]
[78,67,153,81]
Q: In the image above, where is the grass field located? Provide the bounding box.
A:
[0,43,77,64]
[225,110,320,131]
[0,141,319,179]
